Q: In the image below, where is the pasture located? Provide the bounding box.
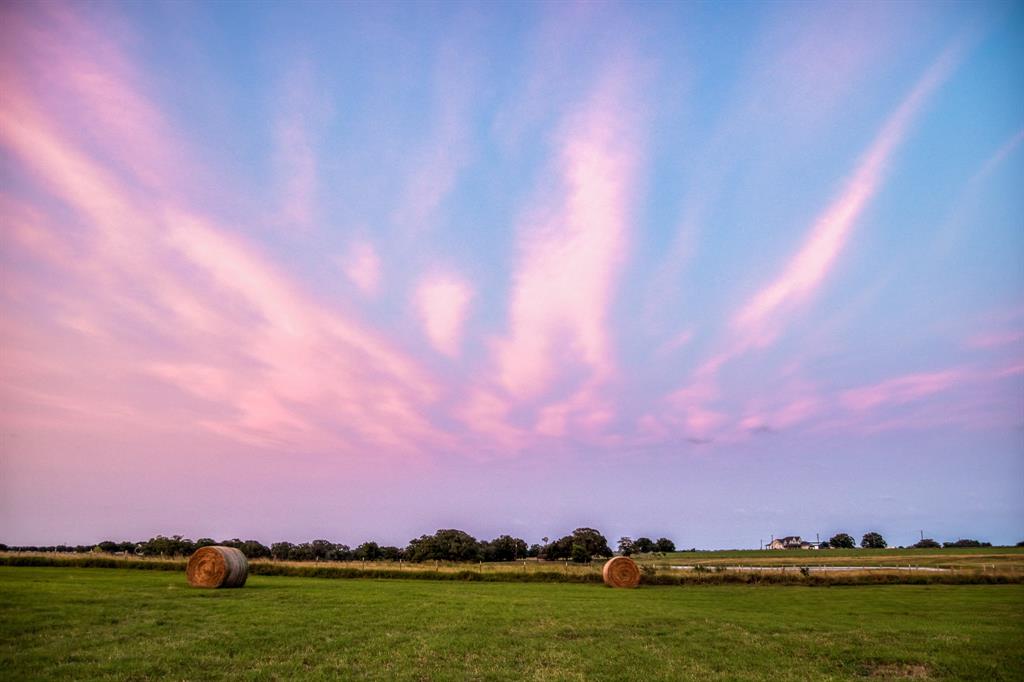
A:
[2,566,1022,680]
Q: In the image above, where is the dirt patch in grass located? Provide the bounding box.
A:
[863,662,933,678]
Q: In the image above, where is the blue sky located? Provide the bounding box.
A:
[1,0,1022,548]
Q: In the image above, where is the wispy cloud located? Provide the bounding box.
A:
[840,369,963,412]
[415,274,474,357]
[646,44,965,445]
[272,59,334,231]
[494,62,645,401]
[733,45,963,347]
[340,240,382,296]
[967,330,1024,350]
[391,36,478,232]
[0,10,454,459]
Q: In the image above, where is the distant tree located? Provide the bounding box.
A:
[354,542,381,561]
[270,542,294,560]
[97,541,119,553]
[632,537,655,554]
[617,537,635,556]
[913,538,941,549]
[289,543,315,561]
[242,540,271,558]
[573,528,612,558]
[194,538,217,549]
[861,532,887,549]
[379,546,404,561]
[654,537,676,553]
[571,543,590,564]
[486,535,528,561]
[306,539,333,561]
[218,538,269,559]
[527,544,542,558]
[540,529,611,561]
[1017,541,1024,548]
[139,535,194,557]
[406,529,481,562]
[828,533,855,549]
[943,539,991,548]
[541,536,573,560]
[818,541,831,549]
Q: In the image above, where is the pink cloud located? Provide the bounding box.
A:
[967,330,1024,349]
[840,369,963,412]
[415,274,473,357]
[453,388,526,453]
[974,127,1024,180]
[684,408,728,436]
[534,382,616,440]
[0,4,201,202]
[273,60,331,230]
[643,5,908,326]
[741,397,821,434]
[733,45,962,346]
[0,18,460,459]
[391,38,477,231]
[648,43,967,441]
[275,117,317,228]
[658,329,694,355]
[930,127,1024,259]
[494,64,644,399]
[662,375,727,440]
[340,240,382,296]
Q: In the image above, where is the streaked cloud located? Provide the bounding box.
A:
[1,1,1021,546]
[840,369,964,412]
[733,45,963,346]
[341,240,382,296]
[415,274,474,357]
[494,63,645,401]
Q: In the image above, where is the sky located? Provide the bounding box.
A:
[1,0,1022,550]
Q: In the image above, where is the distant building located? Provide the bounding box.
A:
[766,536,818,550]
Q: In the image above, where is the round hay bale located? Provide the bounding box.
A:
[602,556,641,588]
[186,546,248,588]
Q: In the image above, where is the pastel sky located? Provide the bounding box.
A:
[2,1,1022,549]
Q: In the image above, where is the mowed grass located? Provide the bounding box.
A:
[2,568,1023,680]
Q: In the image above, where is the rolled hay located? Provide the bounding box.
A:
[602,556,641,588]
[186,546,248,588]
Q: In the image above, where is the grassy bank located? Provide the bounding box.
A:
[1,567,1021,680]
[2,552,1021,585]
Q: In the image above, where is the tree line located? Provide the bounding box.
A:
[4,530,1010,559]
[0,528,676,563]
[817,532,997,549]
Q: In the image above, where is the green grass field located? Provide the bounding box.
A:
[2,567,1022,680]
[644,546,1024,570]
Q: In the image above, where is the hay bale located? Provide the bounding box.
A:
[602,556,641,588]
[186,546,248,588]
